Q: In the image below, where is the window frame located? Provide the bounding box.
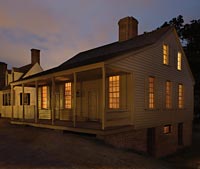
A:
[20,93,30,105]
[41,86,48,109]
[64,82,72,109]
[177,52,182,71]
[163,44,169,65]
[163,125,172,134]
[165,81,172,109]
[3,93,11,106]
[108,75,120,109]
[178,84,184,109]
[148,76,155,109]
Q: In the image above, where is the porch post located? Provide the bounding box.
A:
[22,83,25,121]
[11,85,14,120]
[73,73,77,127]
[35,81,38,123]
[51,77,55,125]
[102,66,106,130]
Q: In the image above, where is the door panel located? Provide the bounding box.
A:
[147,127,156,155]
[88,90,98,120]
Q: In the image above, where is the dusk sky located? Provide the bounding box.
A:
[0,0,199,70]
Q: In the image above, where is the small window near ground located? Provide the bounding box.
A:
[163,125,172,134]
[109,75,120,109]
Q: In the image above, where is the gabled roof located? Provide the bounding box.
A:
[18,26,173,81]
[13,64,33,74]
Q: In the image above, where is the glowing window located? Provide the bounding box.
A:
[41,86,47,109]
[148,77,155,109]
[163,125,171,134]
[109,75,120,109]
[65,82,72,109]
[177,52,182,70]
[165,81,172,109]
[178,84,184,109]
[163,44,169,65]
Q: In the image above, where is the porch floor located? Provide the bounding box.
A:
[10,119,135,136]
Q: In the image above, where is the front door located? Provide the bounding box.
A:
[147,127,156,155]
[178,123,183,145]
[88,90,98,121]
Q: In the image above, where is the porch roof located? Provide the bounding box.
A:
[12,26,173,83]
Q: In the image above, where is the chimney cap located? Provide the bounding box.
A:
[31,48,40,52]
[118,16,138,25]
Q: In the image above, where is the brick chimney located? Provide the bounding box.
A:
[0,62,7,89]
[31,49,40,65]
[118,16,138,42]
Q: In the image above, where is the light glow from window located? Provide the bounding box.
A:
[109,75,120,109]
[163,44,169,65]
[41,86,47,109]
[65,82,72,109]
[177,52,182,70]
[148,77,155,109]
[164,125,171,134]
[166,81,172,109]
[178,84,183,109]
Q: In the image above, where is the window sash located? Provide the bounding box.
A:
[163,125,171,134]
[178,84,184,108]
[3,93,11,106]
[41,86,48,109]
[163,44,169,65]
[20,93,30,105]
[177,52,182,70]
[64,82,72,109]
[109,75,120,109]
[165,81,172,109]
[148,77,155,109]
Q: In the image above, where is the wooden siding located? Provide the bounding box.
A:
[106,31,193,129]
[105,74,133,127]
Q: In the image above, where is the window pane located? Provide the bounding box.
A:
[65,82,72,109]
[165,81,172,109]
[148,77,155,109]
[178,84,183,108]
[163,125,171,134]
[42,86,47,109]
[163,44,169,65]
[109,75,120,109]
[177,52,182,70]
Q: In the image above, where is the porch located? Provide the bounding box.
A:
[10,63,134,132]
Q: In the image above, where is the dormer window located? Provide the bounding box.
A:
[177,52,182,70]
[163,44,169,65]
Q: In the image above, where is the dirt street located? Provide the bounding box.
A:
[0,119,175,169]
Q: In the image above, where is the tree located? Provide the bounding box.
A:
[160,15,184,38]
